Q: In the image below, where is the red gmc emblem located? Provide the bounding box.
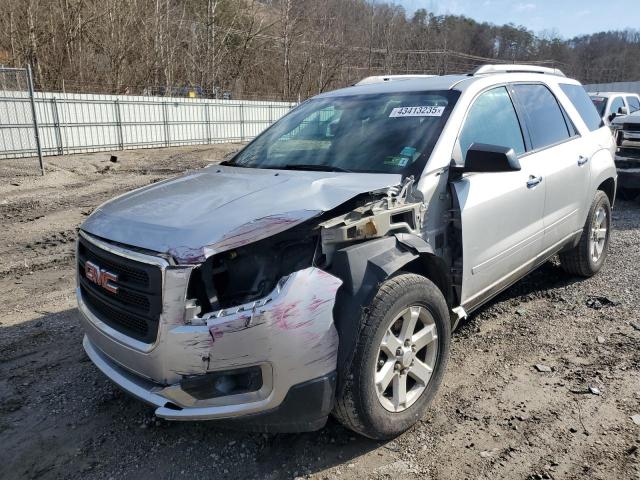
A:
[84,261,119,294]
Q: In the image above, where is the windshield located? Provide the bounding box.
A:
[590,96,607,117]
[229,91,460,177]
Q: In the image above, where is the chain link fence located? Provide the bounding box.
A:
[0,66,44,174]
[0,67,296,175]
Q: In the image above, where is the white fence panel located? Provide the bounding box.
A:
[584,81,640,95]
[0,90,296,159]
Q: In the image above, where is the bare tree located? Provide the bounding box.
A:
[0,0,638,99]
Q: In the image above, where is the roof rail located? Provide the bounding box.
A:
[472,64,565,77]
[355,74,435,86]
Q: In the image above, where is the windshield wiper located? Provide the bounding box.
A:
[280,163,353,173]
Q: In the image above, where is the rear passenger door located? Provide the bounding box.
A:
[452,86,546,309]
[510,83,590,250]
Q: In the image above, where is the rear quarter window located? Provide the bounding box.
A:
[561,84,604,131]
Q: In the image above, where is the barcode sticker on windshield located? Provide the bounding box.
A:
[389,106,445,117]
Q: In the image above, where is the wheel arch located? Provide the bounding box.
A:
[597,177,616,206]
[328,234,451,396]
[401,254,452,308]
[589,147,617,208]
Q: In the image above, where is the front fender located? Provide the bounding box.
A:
[328,235,434,395]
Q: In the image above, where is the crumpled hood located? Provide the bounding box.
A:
[81,165,401,264]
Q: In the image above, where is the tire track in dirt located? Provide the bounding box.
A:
[0,146,638,480]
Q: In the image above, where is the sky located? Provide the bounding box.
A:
[395,0,640,38]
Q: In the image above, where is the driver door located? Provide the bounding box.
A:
[452,86,545,310]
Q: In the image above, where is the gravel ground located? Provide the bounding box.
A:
[0,146,639,480]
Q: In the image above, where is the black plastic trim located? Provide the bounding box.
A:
[329,236,426,395]
[216,371,337,433]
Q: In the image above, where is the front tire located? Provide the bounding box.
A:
[333,273,451,440]
[559,190,611,277]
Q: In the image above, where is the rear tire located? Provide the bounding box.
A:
[559,190,611,277]
[333,273,451,440]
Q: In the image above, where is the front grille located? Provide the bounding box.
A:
[618,147,640,157]
[623,123,640,132]
[78,235,162,343]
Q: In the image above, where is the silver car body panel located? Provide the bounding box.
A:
[81,165,401,264]
[419,73,616,308]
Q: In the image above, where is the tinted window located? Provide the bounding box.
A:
[627,96,640,113]
[609,96,625,115]
[512,84,570,149]
[459,87,525,158]
[561,84,603,131]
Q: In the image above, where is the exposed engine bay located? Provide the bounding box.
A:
[185,177,442,318]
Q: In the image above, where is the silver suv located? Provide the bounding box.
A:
[77,65,617,440]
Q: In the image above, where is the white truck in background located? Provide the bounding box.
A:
[589,91,640,125]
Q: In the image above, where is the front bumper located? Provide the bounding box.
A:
[83,336,337,431]
[615,150,640,190]
[78,236,343,425]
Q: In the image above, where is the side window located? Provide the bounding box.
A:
[626,96,640,113]
[560,84,603,131]
[609,96,625,115]
[512,84,570,150]
[459,86,525,159]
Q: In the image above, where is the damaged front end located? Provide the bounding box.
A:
[186,176,425,318]
[78,175,429,431]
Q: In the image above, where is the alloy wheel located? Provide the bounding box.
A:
[590,206,608,263]
[374,305,439,412]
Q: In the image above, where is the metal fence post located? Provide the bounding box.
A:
[26,64,44,175]
[114,99,124,150]
[50,97,64,155]
[162,101,170,147]
[204,103,211,144]
[239,103,244,141]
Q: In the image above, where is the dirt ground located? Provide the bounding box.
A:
[0,146,639,480]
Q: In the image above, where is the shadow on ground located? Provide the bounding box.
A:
[0,309,383,479]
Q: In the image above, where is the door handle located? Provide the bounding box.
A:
[578,155,589,166]
[527,175,543,188]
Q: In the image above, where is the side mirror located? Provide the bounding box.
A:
[461,143,521,173]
